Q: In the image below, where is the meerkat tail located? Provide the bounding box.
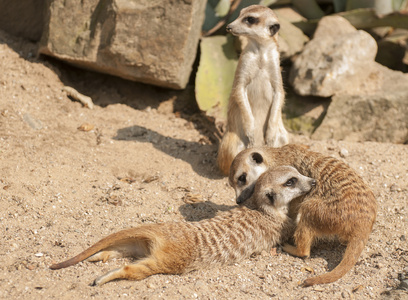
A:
[50,228,153,270]
[217,131,244,175]
[302,236,367,287]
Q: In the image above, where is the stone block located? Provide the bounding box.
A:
[39,0,207,89]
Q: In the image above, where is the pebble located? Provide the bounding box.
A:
[339,148,349,158]
[35,253,43,257]
[23,113,43,130]
[400,279,408,291]
[390,184,401,192]
[147,283,156,289]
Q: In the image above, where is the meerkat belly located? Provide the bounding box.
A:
[247,70,273,143]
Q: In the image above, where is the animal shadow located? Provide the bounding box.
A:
[179,201,236,222]
[114,125,222,179]
[308,239,346,272]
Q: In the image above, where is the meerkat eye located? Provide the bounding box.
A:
[244,16,258,25]
[266,192,275,204]
[284,177,297,187]
[269,23,280,36]
[238,173,247,185]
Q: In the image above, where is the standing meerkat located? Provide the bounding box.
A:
[229,144,377,286]
[217,5,289,175]
[50,166,315,286]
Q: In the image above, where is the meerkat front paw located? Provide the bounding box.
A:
[265,125,288,147]
[282,243,309,259]
[246,132,256,147]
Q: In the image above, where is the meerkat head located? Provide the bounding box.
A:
[252,166,316,215]
[229,148,268,204]
[226,5,280,42]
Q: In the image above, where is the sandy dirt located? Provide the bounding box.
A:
[0,30,407,300]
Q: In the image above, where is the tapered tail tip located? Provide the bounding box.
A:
[302,278,315,287]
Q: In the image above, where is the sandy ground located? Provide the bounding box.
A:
[0,30,407,300]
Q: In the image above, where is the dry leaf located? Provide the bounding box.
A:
[120,177,136,184]
[270,247,277,256]
[142,175,159,183]
[301,266,315,274]
[77,123,94,131]
[352,285,364,293]
[183,193,204,204]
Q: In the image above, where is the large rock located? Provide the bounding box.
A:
[274,8,309,60]
[289,16,378,97]
[290,15,408,144]
[39,0,207,89]
[0,0,45,41]
[312,65,408,143]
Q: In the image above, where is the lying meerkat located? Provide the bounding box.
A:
[217,5,289,176]
[50,166,315,286]
[229,144,377,286]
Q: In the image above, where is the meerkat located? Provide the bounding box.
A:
[50,166,315,286]
[217,5,289,176]
[229,144,377,286]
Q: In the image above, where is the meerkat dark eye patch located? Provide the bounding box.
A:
[284,177,297,187]
[251,152,263,164]
[269,23,280,36]
[244,16,259,25]
[238,173,247,185]
[266,192,276,205]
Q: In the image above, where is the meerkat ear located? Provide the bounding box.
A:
[269,23,280,36]
[251,152,264,164]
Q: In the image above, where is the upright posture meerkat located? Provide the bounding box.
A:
[50,166,315,286]
[229,144,377,286]
[217,5,289,175]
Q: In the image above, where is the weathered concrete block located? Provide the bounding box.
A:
[289,16,378,97]
[0,0,45,41]
[39,0,207,89]
[312,72,408,144]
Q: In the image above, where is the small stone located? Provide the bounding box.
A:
[23,113,43,130]
[400,235,406,242]
[313,286,324,292]
[341,290,350,298]
[399,279,408,291]
[147,282,156,289]
[390,184,400,192]
[339,148,349,158]
[35,253,43,257]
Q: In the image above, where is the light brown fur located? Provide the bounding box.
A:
[229,144,377,286]
[217,5,289,175]
[50,166,315,286]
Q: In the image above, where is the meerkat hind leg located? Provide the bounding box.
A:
[87,251,122,263]
[91,257,160,286]
[87,242,150,263]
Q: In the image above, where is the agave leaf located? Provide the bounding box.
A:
[214,0,231,17]
[292,0,325,19]
[293,8,408,36]
[195,35,238,121]
[333,0,347,12]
